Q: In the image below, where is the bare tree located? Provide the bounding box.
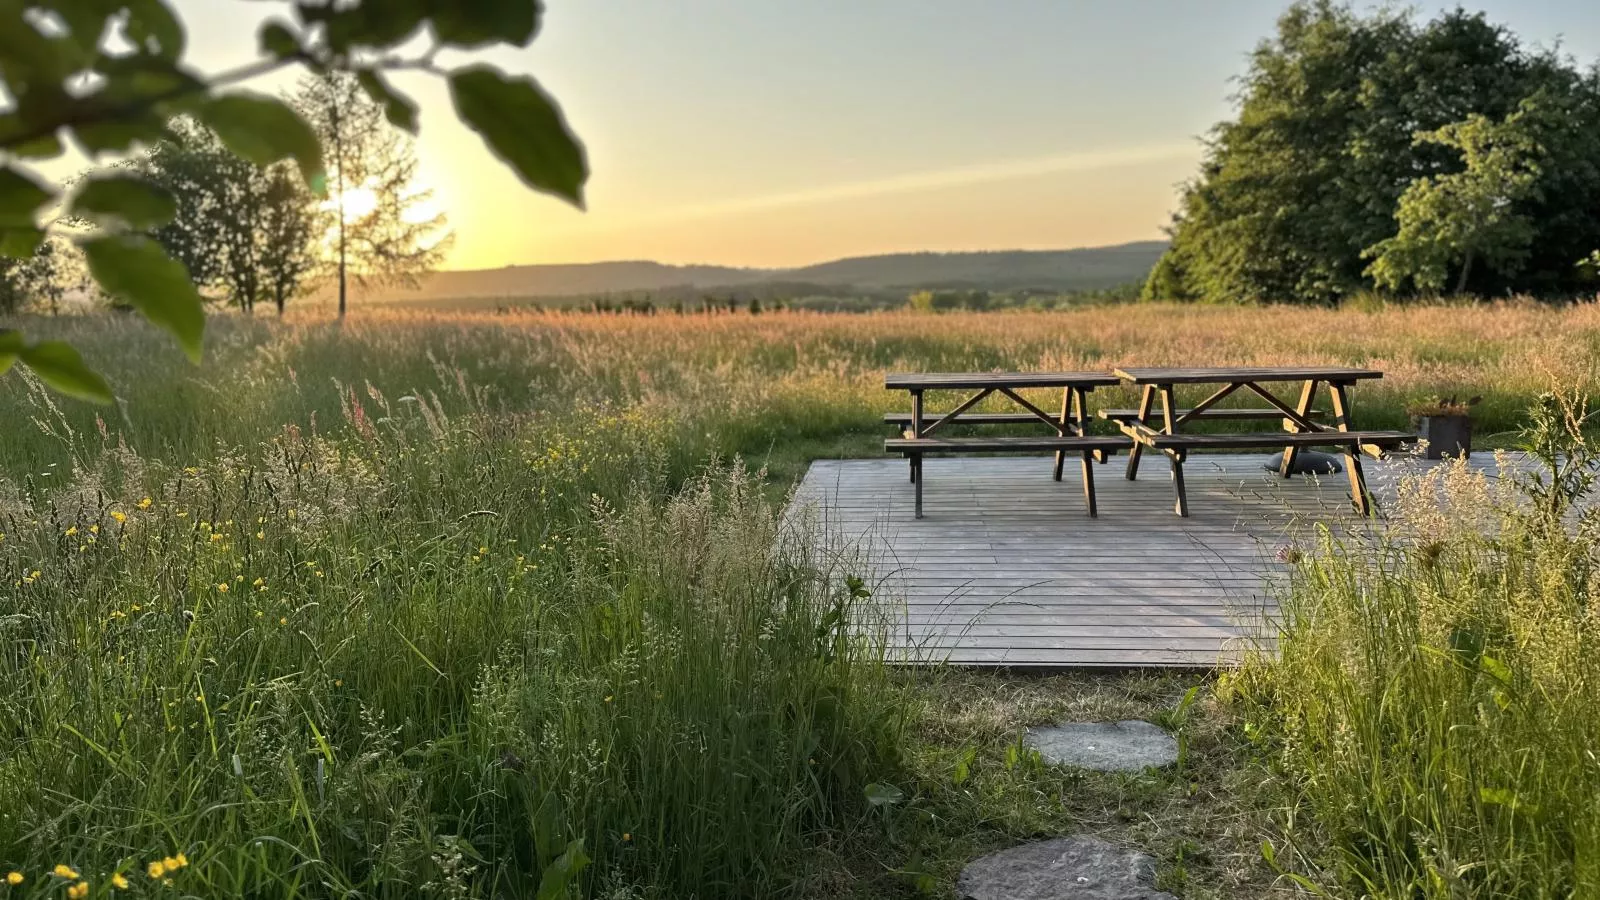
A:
[294,72,450,319]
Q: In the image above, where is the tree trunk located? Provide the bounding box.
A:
[1455,249,1474,295]
[333,90,348,322]
[276,285,286,316]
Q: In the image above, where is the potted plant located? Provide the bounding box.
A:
[1408,395,1481,459]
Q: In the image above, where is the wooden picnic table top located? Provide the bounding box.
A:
[1112,366,1384,385]
[885,371,1123,390]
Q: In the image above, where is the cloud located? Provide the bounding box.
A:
[623,142,1198,225]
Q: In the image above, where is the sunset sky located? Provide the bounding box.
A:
[164,1,1600,270]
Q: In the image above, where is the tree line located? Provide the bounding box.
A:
[1145,2,1600,304]
[2,72,446,318]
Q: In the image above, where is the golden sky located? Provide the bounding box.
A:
[63,2,1600,270]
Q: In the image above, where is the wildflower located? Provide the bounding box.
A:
[174,854,187,869]
[255,531,265,540]
[279,617,288,626]
[138,497,152,509]
[216,583,229,593]
[110,510,126,524]
[334,679,343,687]
[52,864,78,879]
[5,871,21,884]
[604,695,613,703]
[67,881,88,899]
[146,861,164,879]
[252,578,264,587]
[64,526,78,537]
[623,833,632,842]
[210,533,223,543]
[112,873,130,889]
[89,524,99,535]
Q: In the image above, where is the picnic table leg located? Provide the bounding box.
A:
[1071,387,1098,516]
[1278,379,1318,477]
[913,453,924,519]
[1167,450,1189,517]
[1052,385,1070,482]
[1328,382,1373,515]
[909,389,923,483]
[1158,385,1190,516]
[1124,384,1155,480]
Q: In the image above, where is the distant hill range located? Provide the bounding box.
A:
[359,241,1167,304]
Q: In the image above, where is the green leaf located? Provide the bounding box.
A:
[0,167,53,228]
[864,782,906,807]
[123,0,186,59]
[199,92,324,190]
[17,341,113,403]
[356,70,419,134]
[0,329,22,377]
[71,174,176,229]
[430,0,539,48]
[0,227,46,259]
[534,839,590,900]
[80,234,205,362]
[258,20,301,58]
[448,65,587,207]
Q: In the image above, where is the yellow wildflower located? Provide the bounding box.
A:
[210,533,223,543]
[252,578,264,587]
[174,854,187,868]
[5,871,21,884]
[89,524,99,535]
[279,617,288,626]
[216,583,229,593]
[67,881,88,899]
[161,857,179,872]
[112,873,130,889]
[255,531,265,540]
[146,861,164,879]
[52,864,78,879]
[138,497,152,509]
[110,510,126,524]
[64,526,78,537]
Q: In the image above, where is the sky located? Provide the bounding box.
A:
[120,1,1600,269]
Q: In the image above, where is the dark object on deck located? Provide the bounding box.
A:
[1414,414,1472,459]
[1265,449,1343,475]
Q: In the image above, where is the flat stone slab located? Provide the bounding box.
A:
[958,836,1177,900]
[1024,720,1178,772]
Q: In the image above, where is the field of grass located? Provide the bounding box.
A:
[1,303,1597,898]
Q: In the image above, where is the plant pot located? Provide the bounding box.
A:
[1412,414,1472,459]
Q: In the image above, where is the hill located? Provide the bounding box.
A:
[354,242,1167,304]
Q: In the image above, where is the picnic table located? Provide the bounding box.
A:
[883,372,1130,518]
[1106,366,1415,516]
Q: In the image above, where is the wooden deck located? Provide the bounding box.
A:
[788,453,1519,668]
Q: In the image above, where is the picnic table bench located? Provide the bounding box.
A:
[1109,366,1415,516]
[884,372,1131,518]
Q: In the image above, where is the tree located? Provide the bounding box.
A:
[294,72,450,318]
[137,122,326,314]
[0,236,86,315]
[0,0,587,401]
[1145,2,1600,304]
[1364,99,1552,295]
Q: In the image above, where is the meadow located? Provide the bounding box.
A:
[1,302,1597,899]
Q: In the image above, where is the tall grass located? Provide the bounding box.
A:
[1238,394,1600,898]
[0,361,905,897]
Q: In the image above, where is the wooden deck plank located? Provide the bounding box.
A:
[789,452,1525,668]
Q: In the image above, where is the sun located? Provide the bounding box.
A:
[333,187,379,219]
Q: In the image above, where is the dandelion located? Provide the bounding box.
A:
[67,881,88,899]
[52,864,78,880]
[137,497,152,509]
[6,871,21,884]
[110,510,126,524]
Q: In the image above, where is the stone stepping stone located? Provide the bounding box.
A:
[958,835,1177,900]
[1023,720,1177,772]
